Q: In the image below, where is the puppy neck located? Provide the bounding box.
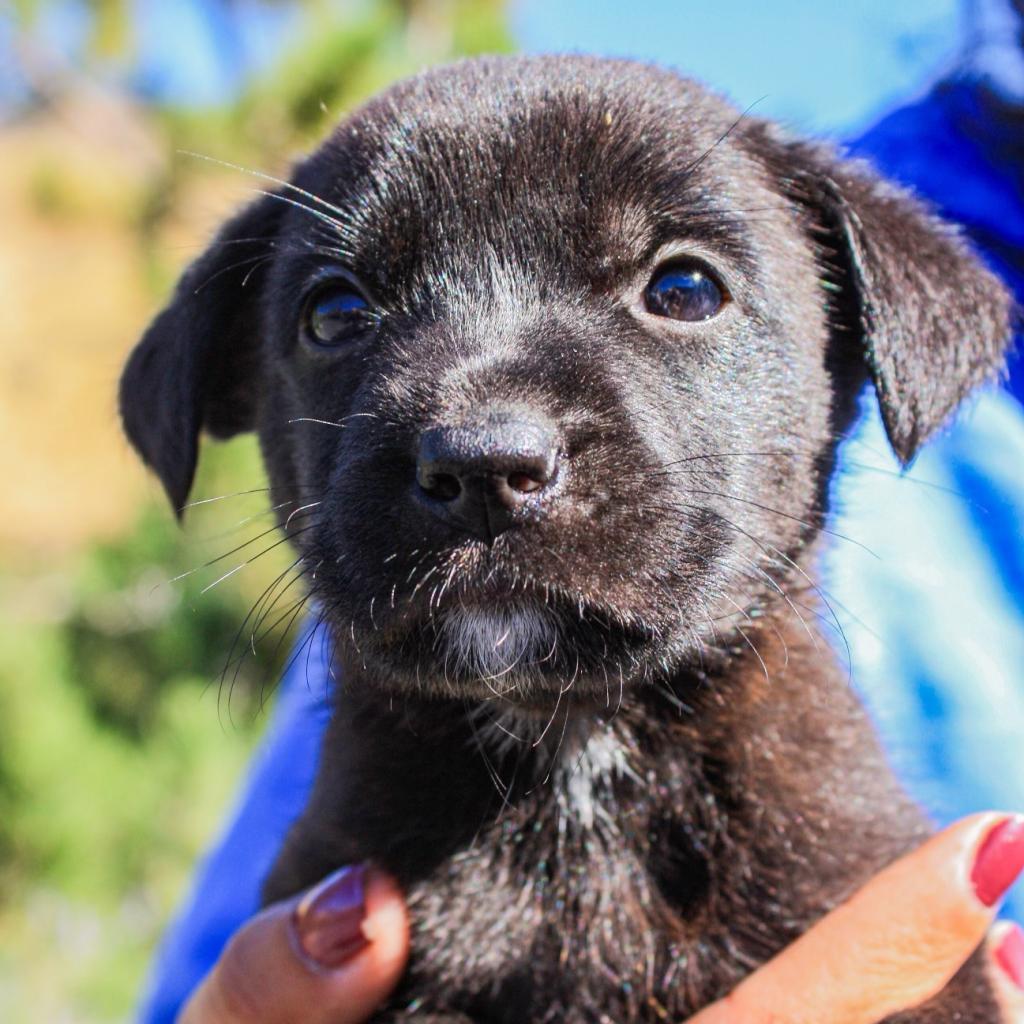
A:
[330,614,816,853]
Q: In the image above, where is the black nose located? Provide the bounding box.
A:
[415,411,560,542]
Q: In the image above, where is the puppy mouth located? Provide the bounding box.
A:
[340,566,662,703]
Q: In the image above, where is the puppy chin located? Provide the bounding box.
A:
[438,602,560,691]
[347,591,663,704]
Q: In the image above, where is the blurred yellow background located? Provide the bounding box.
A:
[0,2,508,1019]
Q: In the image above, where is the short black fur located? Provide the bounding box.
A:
[120,56,1014,1021]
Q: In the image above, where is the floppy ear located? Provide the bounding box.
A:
[751,129,1016,464]
[119,193,283,512]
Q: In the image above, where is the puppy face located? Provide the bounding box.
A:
[121,56,1012,706]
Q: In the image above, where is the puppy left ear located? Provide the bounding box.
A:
[752,130,1016,464]
[119,192,283,513]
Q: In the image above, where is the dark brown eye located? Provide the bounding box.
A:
[644,260,727,321]
[303,283,375,346]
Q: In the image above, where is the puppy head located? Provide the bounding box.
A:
[121,56,1013,705]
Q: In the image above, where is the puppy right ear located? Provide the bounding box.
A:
[119,192,283,514]
[746,125,1015,465]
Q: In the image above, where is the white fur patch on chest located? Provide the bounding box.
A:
[559,727,644,831]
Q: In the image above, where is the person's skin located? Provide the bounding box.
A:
[180,813,1024,1024]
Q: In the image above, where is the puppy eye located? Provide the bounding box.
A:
[303,283,374,346]
[644,260,727,322]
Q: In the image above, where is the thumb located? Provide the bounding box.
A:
[179,864,409,1024]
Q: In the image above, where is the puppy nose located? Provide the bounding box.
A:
[415,412,559,542]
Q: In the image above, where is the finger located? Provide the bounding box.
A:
[988,921,1024,1023]
[689,812,1024,1024]
[179,864,409,1024]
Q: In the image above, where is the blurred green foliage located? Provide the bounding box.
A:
[0,439,291,1020]
[0,2,510,1020]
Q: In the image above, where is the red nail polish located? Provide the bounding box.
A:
[995,923,1024,992]
[971,816,1024,907]
[291,863,369,969]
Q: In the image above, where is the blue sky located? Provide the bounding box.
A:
[3,0,971,135]
[515,0,963,135]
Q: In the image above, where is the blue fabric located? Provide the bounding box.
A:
[137,78,1024,1024]
[138,626,334,1024]
[824,390,1024,926]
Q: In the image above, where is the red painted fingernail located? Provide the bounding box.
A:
[291,863,369,969]
[994,923,1024,992]
[971,816,1024,907]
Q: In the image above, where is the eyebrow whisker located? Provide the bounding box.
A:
[178,150,350,222]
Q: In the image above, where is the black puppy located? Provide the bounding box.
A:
[121,56,1014,1022]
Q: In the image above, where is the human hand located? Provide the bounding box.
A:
[690,812,1024,1023]
[178,864,408,1023]
[178,814,1024,1023]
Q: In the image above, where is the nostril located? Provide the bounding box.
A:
[506,470,546,494]
[421,471,462,502]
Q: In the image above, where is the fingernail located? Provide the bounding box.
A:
[291,863,369,969]
[995,923,1024,992]
[972,816,1024,907]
